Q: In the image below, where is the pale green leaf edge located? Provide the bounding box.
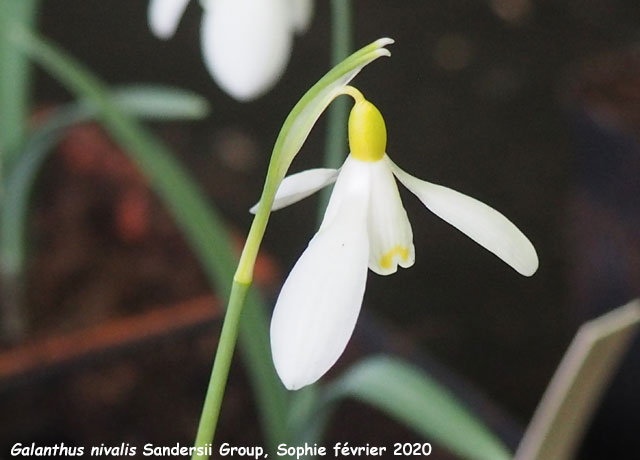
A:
[111,84,210,120]
[515,299,640,460]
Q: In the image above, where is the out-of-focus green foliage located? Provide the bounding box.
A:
[325,355,512,460]
[1,85,210,282]
[10,28,289,452]
[0,0,39,166]
[516,300,640,460]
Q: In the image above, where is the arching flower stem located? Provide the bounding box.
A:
[236,85,362,283]
[342,85,365,102]
[192,85,351,454]
[190,38,394,459]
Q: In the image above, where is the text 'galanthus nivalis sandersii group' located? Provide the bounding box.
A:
[255,79,538,393]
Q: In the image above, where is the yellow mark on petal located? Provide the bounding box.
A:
[380,245,410,270]
[348,96,387,163]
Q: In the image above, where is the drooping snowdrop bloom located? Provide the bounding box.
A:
[266,87,539,390]
[148,0,313,101]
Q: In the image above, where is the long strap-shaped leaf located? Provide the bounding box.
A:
[0,0,39,168]
[515,299,640,460]
[9,29,289,451]
[325,355,512,460]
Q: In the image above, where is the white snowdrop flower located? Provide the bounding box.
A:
[148,0,191,39]
[148,0,313,101]
[263,87,539,390]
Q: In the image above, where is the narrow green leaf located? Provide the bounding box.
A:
[326,355,512,460]
[0,0,39,168]
[515,299,640,460]
[1,107,85,275]
[11,29,289,451]
[111,84,210,120]
[0,108,83,340]
[1,84,211,276]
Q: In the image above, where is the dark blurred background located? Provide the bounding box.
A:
[2,0,640,458]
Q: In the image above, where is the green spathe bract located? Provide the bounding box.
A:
[236,37,394,284]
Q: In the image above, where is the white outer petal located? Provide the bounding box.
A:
[388,157,539,277]
[249,168,338,214]
[367,156,415,275]
[148,0,191,39]
[288,0,314,33]
[201,0,292,101]
[271,159,370,390]
[319,156,361,231]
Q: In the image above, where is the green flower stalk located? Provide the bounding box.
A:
[191,38,394,459]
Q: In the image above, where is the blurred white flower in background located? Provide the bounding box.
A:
[148,0,313,101]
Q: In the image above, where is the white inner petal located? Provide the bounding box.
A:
[388,157,539,277]
[270,160,371,390]
[249,168,339,214]
[201,0,292,101]
[366,156,415,275]
[148,0,191,39]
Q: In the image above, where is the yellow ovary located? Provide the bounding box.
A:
[380,245,410,269]
[348,97,387,163]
